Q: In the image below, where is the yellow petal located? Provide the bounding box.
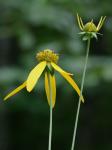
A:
[51,62,73,76]
[27,61,46,92]
[45,73,56,108]
[54,65,84,102]
[97,16,106,31]
[50,74,56,108]
[4,81,26,101]
[96,16,103,31]
[79,17,84,28]
[77,13,83,30]
[45,72,50,105]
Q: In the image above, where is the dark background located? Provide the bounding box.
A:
[0,0,112,150]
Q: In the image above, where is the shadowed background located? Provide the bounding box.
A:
[0,0,112,150]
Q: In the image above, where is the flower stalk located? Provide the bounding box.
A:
[71,13,106,150]
[71,37,91,150]
[48,73,53,150]
[3,49,85,149]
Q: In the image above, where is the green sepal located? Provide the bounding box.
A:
[91,32,98,39]
[82,35,89,41]
[79,31,98,41]
[78,32,86,35]
[46,63,54,76]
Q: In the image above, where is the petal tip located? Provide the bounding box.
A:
[48,103,55,109]
[3,97,7,101]
[26,86,32,92]
[81,96,84,103]
[82,99,84,103]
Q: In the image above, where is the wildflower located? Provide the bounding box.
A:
[77,13,106,40]
[70,14,106,150]
[4,49,84,108]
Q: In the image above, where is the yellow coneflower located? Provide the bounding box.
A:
[4,49,84,108]
[71,14,106,150]
[77,13,106,39]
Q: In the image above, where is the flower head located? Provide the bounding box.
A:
[77,13,106,40]
[4,49,84,108]
[36,49,59,63]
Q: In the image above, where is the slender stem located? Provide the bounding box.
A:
[71,38,91,150]
[48,73,53,150]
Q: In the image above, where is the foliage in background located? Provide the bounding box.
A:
[0,0,112,150]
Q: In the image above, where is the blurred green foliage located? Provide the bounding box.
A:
[0,0,112,150]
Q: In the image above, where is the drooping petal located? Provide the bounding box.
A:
[51,62,73,76]
[50,74,56,108]
[62,74,84,102]
[45,72,50,104]
[45,72,56,108]
[4,81,26,101]
[27,61,46,92]
[53,64,84,102]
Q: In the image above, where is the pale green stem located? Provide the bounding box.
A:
[48,73,53,150]
[71,38,91,150]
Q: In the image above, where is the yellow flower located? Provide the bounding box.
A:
[77,13,106,40]
[4,49,84,108]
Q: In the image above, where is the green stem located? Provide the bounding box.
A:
[48,73,53,150]
[71,38,91,150]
